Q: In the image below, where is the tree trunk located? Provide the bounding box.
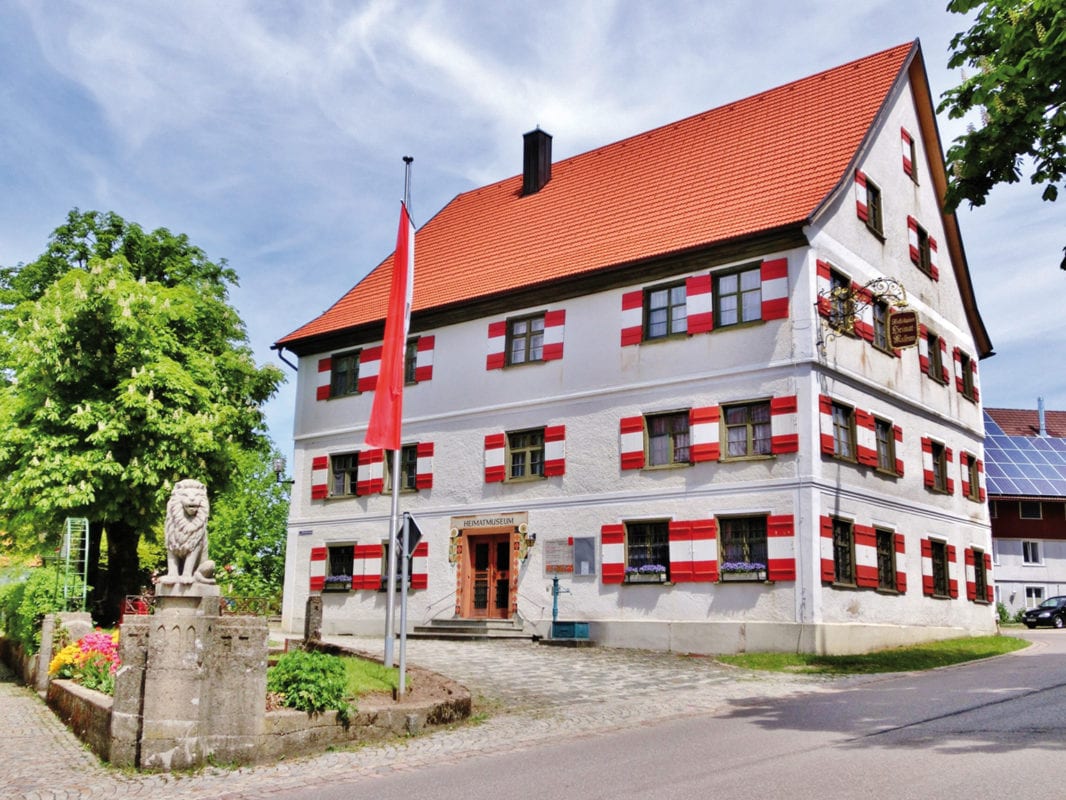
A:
[96,521,141,626]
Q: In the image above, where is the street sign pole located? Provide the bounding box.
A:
[398,512,410,699]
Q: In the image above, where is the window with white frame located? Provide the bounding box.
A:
[1023,540,1042,565]
[1020,501,1042,520]
[1026,585,1045,608]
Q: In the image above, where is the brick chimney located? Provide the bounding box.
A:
[522,128,552,195]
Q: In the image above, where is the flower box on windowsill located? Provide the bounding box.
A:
[323,578,353,592]
[625,572,669,584]
[719,570,767,582]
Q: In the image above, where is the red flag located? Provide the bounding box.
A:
[365,202,414,450]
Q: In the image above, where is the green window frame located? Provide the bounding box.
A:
[330,350,360,397]
[508,428,545,480]
[645,283,687,339]
[833,518,855,586]
[507,314,545,365]
[646,411,691,466]
[723,401,772,458]
[714,265,761,327]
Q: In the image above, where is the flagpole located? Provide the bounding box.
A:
[380,156,414,669]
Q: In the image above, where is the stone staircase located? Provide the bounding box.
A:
[409,617,534,641]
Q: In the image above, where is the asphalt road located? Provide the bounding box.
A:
[279,630,1066,800]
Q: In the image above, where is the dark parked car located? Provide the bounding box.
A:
[1023,596,1066,629]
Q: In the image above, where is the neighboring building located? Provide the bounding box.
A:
[984,405,1066,614]
[274,40,996,655]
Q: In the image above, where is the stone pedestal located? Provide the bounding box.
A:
[37,612,93,693]
[304,595,322,642]
[112,592,268,770]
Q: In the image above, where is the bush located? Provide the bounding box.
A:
[267,649,351,723]
[0,568,87,654]
[996,602,1011,625]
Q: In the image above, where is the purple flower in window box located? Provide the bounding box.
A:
[719,561,766,573]
[324,575,352,590]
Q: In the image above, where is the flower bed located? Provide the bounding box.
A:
[49,631,120,695]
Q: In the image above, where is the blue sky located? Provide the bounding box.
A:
[1,1,1062,460]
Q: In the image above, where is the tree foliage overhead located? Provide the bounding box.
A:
[0,210,284,620]
[939,0,1066,269]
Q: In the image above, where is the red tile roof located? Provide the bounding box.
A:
[277,42,917,348]
[986,408,1066,438]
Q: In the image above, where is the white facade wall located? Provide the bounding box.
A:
[280,74,996,653]
[993,538,1066,613]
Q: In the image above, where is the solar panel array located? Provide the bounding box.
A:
[983,411,1066,497]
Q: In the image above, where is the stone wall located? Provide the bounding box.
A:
[46,679,112,761]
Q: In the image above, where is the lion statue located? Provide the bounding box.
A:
[158,478,216,586]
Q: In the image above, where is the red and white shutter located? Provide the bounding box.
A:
[855,409,877,467]
[353,544,382,590]
[854,525,878,588]
[970,360,980,402]
[484,433,506,482]
[543,310,566,361]
[947,544,959,598]
[686,275,714,334]
[311,455,329,500]
[601,524,626,584]
[894,533,908,593]
[918,325,930,374]
[921,437,935,488]
[689,406,720,462]
[984,552,993,602]
[620,416,645,470]
[414,335,435,382]
[544,425,566,476]
[928,236,940,281]
[309,546,327,592]
[415,442,434,489]
[770,395,799,454]
[767,515,795,581]
[854,170,869,221]
[816,260,832,318]
[668,520,694,582]
[761,258,789,320]
[938,336,949,383]
[954,347,965,393]
[893,425,905,476]
[901,128,914,177]
[945,447,955,494]
[316,357,332,401]
[410,541,429,590]
[357,449,385,495]
[819,515,835,582]
[964,547,977,601]
[852,283,874,341]
[486,321,507,370]
[907,216,920,265]
[921,538,934,596]
[977,458,986,501]
[620,289,644,346]
[818,394,836,455]
[960,452,972,498]
[357,346,382,392]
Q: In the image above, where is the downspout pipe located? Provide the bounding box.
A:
[275,346,298,372]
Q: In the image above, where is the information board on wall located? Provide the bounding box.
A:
[544,537,596,576]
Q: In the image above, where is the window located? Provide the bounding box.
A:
[507,314,545,365]
[645,283,687,339]
[647,411,690,466]
[992,538,1001,565]
[990,500,998,519]
[973,548,988,602]
[864,178,884,236]
[1020,501,1043,520]
[385,444,419,492]
[326,544,354,589]
[719,516,768,568]
[379,540,415,589]
[723,401,771,458]
[964,453,981,501]
[330,453,359,497]
[1023,540,1042,565]
[927,332,945,382]
[872,299,890,352]
[958,350,976,400]
[330,350,360,397]
[930,441,949,492]
[404,338,419,384]
[930,539,950,597]
[915,222,932,275]
[828,269,853,333]
[1026,585,1044,608]
[832,402,856,461]
[715,266,761,327]
[875,417,896,473]
[876,528,897,591]
[508,428,545,480]
[832,518,855,585]
[903,130,919,182]
[625,520,670,575]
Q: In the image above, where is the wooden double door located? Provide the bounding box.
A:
[461,532,514,619]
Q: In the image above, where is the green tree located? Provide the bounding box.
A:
[0,215,282,623]
[208,444,290,611]
[939,0,1066,269]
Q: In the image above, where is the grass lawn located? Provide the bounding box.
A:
[715,635,1029,675]
[342,656,405,697]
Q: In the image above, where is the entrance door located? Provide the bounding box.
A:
[466,533,512,619]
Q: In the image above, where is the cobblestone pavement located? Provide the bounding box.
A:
[1,636,850,800]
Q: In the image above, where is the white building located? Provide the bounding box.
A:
[274,41,996,655]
